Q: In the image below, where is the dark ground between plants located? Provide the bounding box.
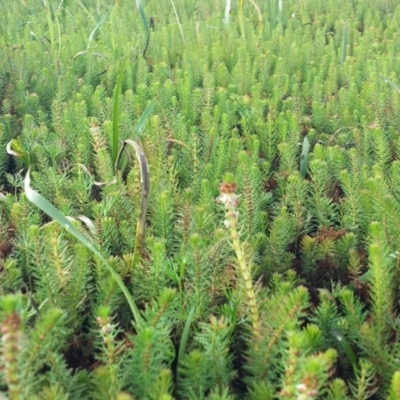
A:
[1,0,400,399]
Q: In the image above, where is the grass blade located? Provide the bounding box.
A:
[224,0,231,26]
[238,0,245,40]
[331,328,357,373]
[249,0,262,29]
[76,0,108,46]
[115,140,150,266]
[52,1,62,55]
[170,0,185,42]
[43,0,54,53]
[135,0,151,57]
[135,0,150,35]
[134,102,154,138]
[176,305,196,384]
[87,12,108,50]
[112,55,129,165]
[6,139,30,168]
[24,169,143,327]
[267,0,277,32]
[300,135,310,178]
[379,75,400,95]
[341,22,348,65]
[73,51,109,79]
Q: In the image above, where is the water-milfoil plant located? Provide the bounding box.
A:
[1,0,400,397]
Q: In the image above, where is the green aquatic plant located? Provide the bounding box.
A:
[0,0,400,398]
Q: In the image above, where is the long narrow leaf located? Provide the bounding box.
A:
[170,0,185,42]
[135,0,150,35]
[331,328,357,373]
[341,22,347,65]
[224,0,231,26]
[52,1,62,55]
[43,0,54,53]
[278,0,283,24]
[6,139,30,168]
[112,55,129,164]
[134,102,154,138]
[238,0,245,40]
[249,0,262,29]
[176,305,196,382]
[379,75,400,95]
[115,140,150,266]
[24,169,143,327]
[300,135,310,178]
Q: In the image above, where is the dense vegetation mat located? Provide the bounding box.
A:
[1,0,400,398]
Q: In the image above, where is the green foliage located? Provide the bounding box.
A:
[1,0,400,398]
[177,315,235,399]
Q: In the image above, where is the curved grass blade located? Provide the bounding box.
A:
[238,0,245,40]
[6,139,30,168]
[170,0,185,42]
[75,1,110,56]
[331,328,357,373]
[76,215,97,234]
[115,140,149,266]
[134,102,154,138]
[300,135,310,178]
[166,137,189,149]
[267,0,277,32]
[112,55,129,165]
[249,0,262,29]
[224,0,231,26]
[43,0,55,53]
[87,13,108,50]
[379,75,400,95]
[73,163,116,187]
[73,51,109,79]
[176,305,196,385]
[135,0,150,35]
[341,22,347,65]
[278,0,283,24]
[51,0,62,55]
[41,216,96,243]
[24,169,143,327]
[135,0,151,57]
